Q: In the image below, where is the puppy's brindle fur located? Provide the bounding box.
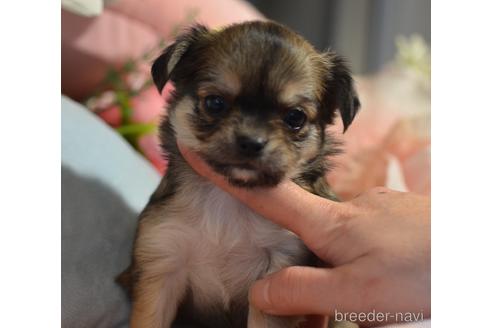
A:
[119,21,360,328]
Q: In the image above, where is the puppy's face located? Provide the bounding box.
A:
[152,21,360,187]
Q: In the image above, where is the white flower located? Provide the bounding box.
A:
[86,90,116,112]
[127,71,147,91]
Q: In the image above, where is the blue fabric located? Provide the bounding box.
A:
[61,96,159,328]
[61,96,160,213]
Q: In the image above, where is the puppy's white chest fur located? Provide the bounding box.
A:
[152,175,307,310]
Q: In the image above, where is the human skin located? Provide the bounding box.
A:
[178,144,431,327]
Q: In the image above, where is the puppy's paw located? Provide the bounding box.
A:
[329,319,359,328]
[247,305,303,328]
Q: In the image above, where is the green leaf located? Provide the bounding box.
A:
[115,91,132,124]
[116,123,157,136]
[123,59,136,73]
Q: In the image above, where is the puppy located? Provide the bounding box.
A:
[119,21,360,328]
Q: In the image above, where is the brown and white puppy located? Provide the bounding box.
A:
[119,21,360,328]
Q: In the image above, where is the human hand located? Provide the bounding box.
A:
[178,144,430,327]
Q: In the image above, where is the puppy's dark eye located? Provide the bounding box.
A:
[283,108,306,130]
[204,95,226,115]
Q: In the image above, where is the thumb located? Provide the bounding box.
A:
[249,266,359,316]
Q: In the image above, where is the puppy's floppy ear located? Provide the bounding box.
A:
[151,24,209,93]
[321,52,361,132]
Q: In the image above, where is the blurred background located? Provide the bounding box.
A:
[62,0,431,199]
[248,0,430,74]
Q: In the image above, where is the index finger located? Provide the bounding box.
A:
[178,143,344,243]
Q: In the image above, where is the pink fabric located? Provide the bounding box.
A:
[62,9,159,99]
[62,0,263,100]
[107,0,262,37]
[326,68,430,200]
[138,133,167,173]
[98,105,123,127]
[131,87,165,124]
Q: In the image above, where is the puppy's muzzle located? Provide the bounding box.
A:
[236,135,268,158]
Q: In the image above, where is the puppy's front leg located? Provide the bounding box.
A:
[130,224,191,328]
[247,259,304,328]
[130,269,187,328]
[247,305,303,328]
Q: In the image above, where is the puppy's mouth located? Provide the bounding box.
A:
[204,158,283,188]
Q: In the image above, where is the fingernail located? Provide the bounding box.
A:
[250,279,272,310]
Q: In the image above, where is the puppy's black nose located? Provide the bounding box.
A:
[236,135,267,157]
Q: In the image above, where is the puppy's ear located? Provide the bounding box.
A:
[151,24,209,93]
[321,53,361,132]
